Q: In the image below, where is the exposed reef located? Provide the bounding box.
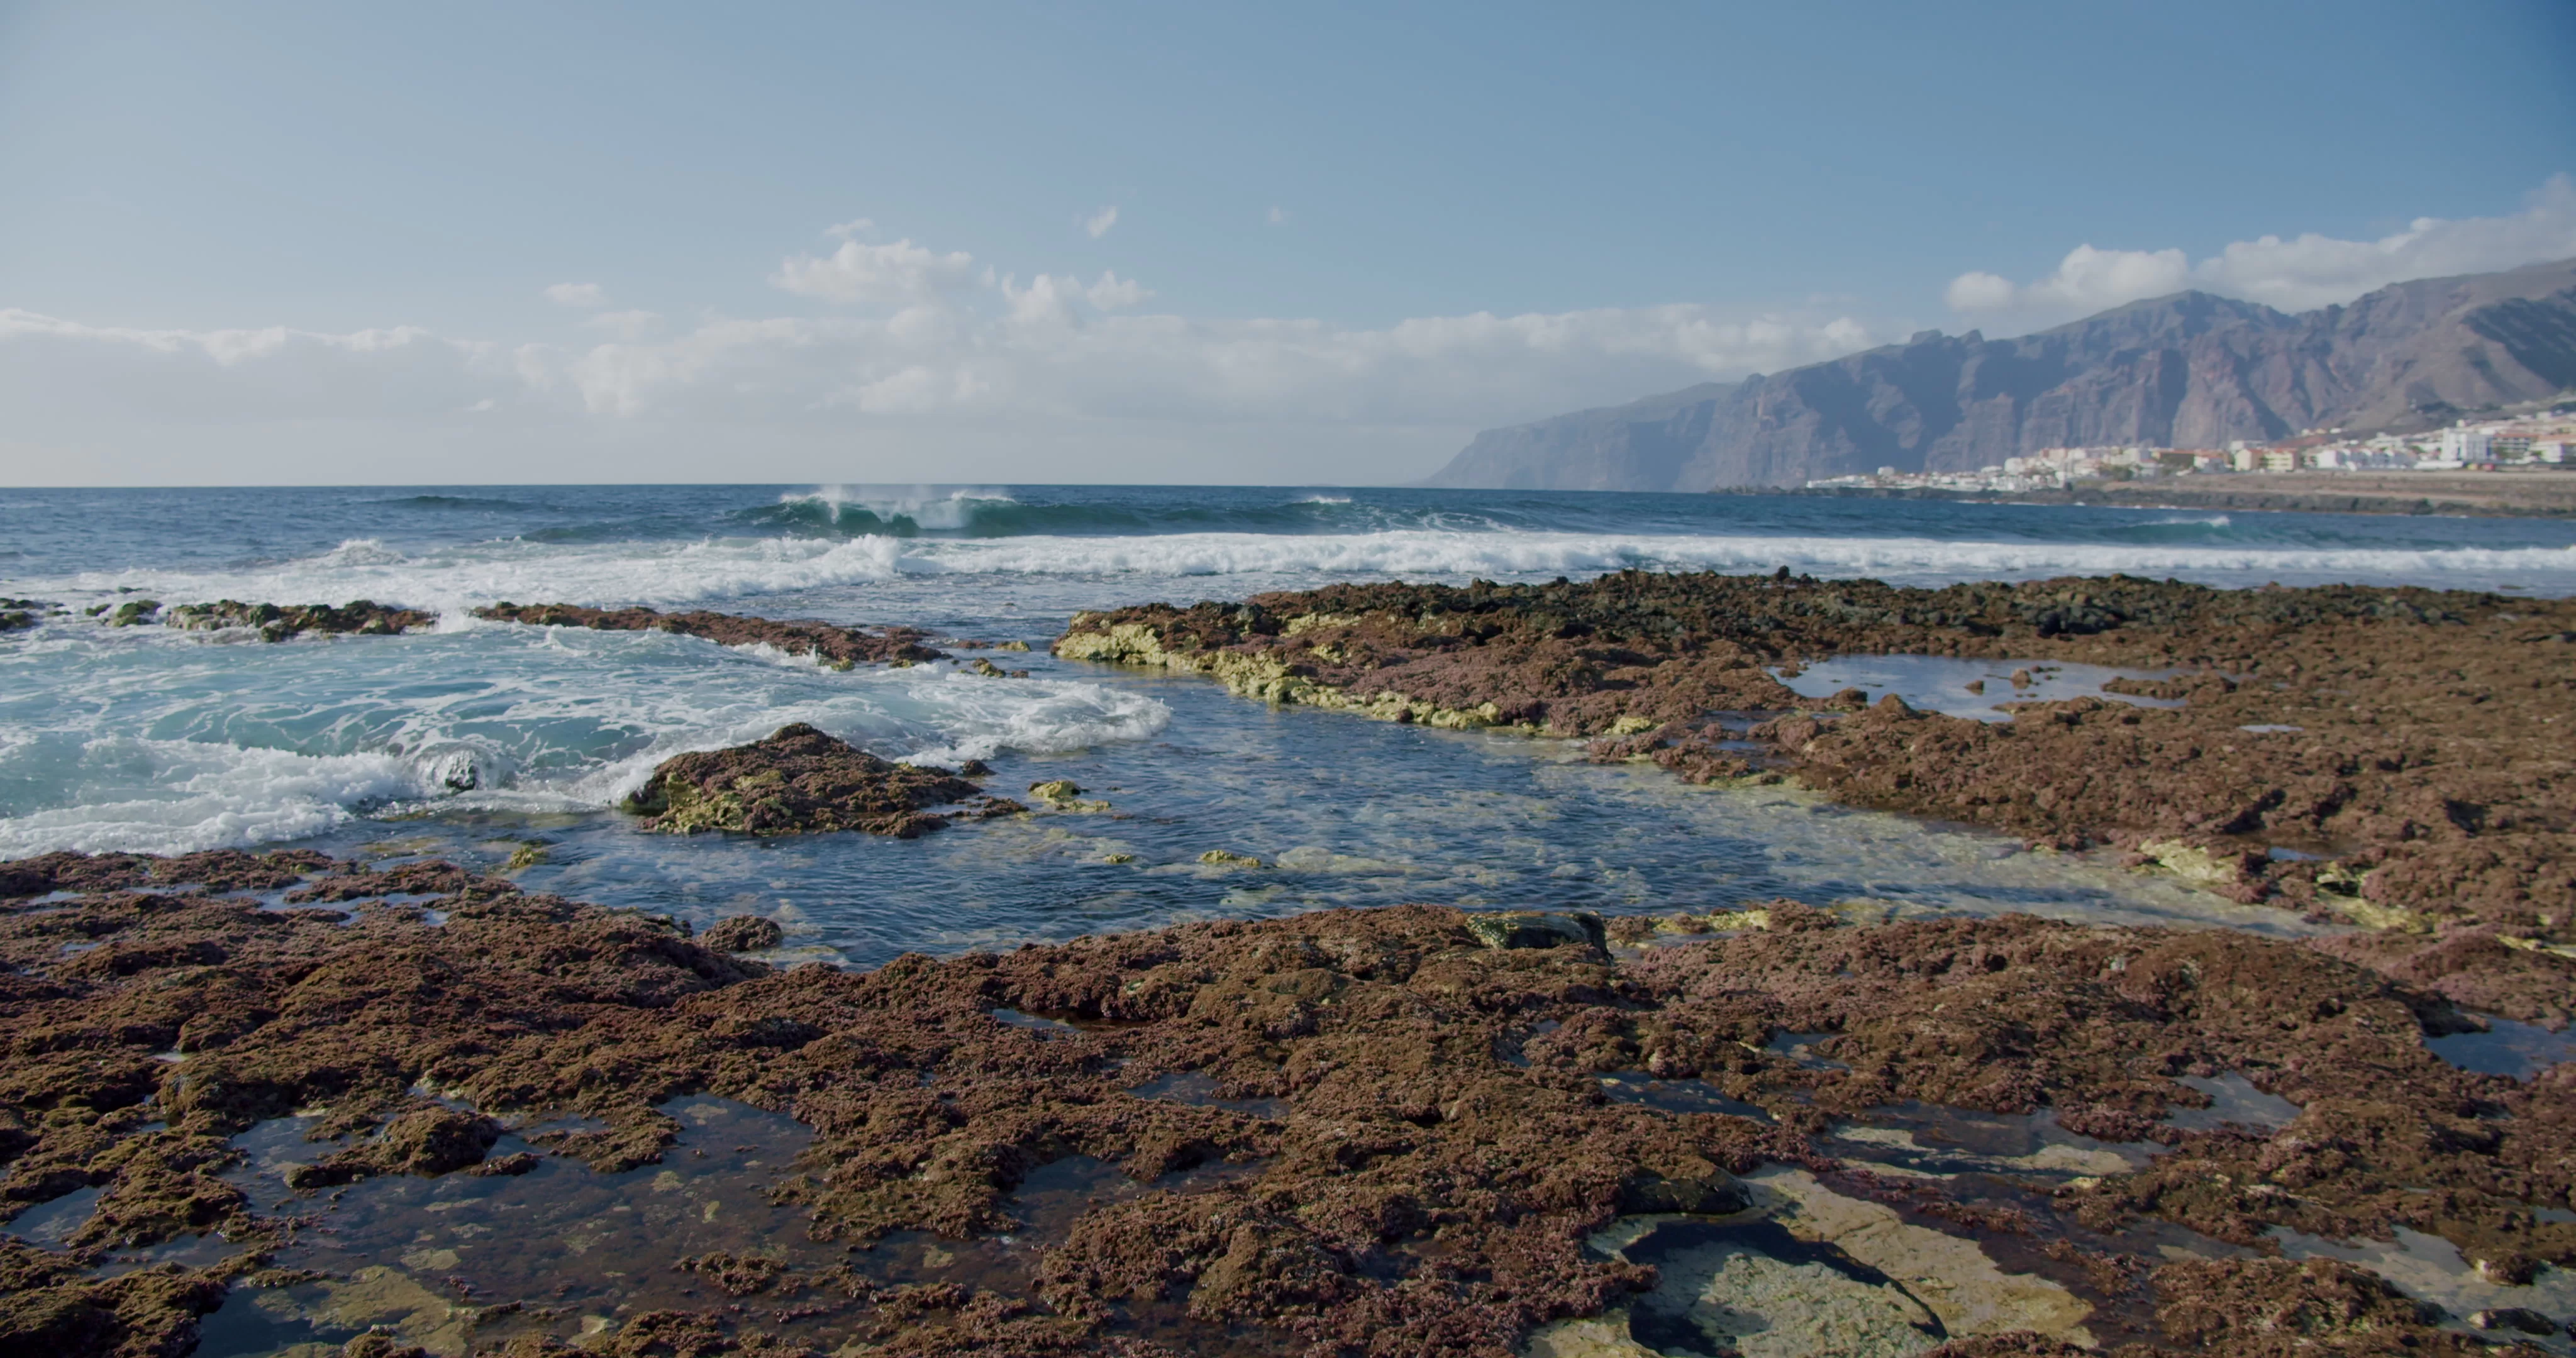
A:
[4,853,2574,1354]
[163,600,438,640]
[473,602,952,668]
[619,722,1013,837]
[1053,572,2576,977]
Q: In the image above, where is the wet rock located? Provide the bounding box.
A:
[1194,849,1262,869]
[701,915,786,953]
[0,1238,227,1358]
[1614,1168,1748,1215]
[0,610,36,633]
[9,852,2576,1356]
[2149,1257,2472,1354]
[468,1151,538,1177]
[1056,571,2576,950]
[620,724,984,837]
[163,599,435,639]
[1466,910,1607,952]
[286,1106,502,1187]
[105,599,161,626]
[473,602,948,668]
[1028,780,1110,812]
[2468,1305,2558,1334]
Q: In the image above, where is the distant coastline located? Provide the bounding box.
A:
[1722,470,2576,520]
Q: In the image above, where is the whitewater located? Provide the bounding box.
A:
[1,482,2570,948]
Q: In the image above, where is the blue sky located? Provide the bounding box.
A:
[4,0,2573,485]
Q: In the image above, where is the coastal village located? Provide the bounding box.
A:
[1807,407,2576,494]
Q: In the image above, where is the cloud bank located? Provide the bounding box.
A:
[0,226,1882,484]
[1947,175,2576,326]
[8,178,2567,485]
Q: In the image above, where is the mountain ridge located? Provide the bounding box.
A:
[1424,258,2576,491]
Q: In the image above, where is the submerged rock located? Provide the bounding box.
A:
[701,915,784,952]
[474,602,948,668]
[286,1105,504,1188]
[621,723,989,837]
[1028,779,1111,812]
[1466,910,1607,951]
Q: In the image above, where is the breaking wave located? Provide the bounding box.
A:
[19,529,2576,615]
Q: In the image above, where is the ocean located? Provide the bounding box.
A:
[4,483,2569,965]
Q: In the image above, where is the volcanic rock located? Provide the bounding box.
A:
[702,915,786,952]
[6,851,2574,1354]
[621,724,986,837]
[1055,571,2576,960]
[164,599,435,639]
[474,602,948,668]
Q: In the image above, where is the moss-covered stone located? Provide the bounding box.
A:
[621,723,990,837]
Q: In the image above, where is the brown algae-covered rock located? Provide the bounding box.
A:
[620,723,990,837]
[1055,571,2576,951]
[474,602,949,668]
[701,915,786,952]
[7,851,2576,1354]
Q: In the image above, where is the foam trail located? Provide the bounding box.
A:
[0,625,1173,854]
[0,737,428,857]
[19,528,2576,616]
[901,530,2576,585]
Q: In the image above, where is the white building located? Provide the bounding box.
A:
[2441,428,2493,463]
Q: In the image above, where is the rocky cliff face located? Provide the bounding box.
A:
[1426,258,2576,490]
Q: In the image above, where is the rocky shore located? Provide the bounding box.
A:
[1054,571,2576,1020]
[472,604,954,668]
[6,850,2570,1355]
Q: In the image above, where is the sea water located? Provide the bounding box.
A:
[3,484,2570,960]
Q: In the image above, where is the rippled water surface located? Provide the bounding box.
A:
[6,482,2562,953]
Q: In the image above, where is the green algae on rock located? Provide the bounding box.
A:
[620,722,999,837]
[163,599,436,640]
[1052,571,2576,990]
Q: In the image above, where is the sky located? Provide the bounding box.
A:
[3,1,2573,487]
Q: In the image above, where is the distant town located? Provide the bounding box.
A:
[1805,409,2576,494]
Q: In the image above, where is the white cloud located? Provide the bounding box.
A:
[771,238,977,307]
[1267,206,1289,225]
[824,217,875,239]
[542,282,607,309]
[1085,272,1150,311]
[1084,206,1119,240]
[1948,174,2576,326]
[583,309,663,339]
[0,245,1884,485]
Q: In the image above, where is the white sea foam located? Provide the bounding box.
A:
[786,485,1018,531]
[25,529,2575,613]
[0,737,431,857]
[0,626,1172,855]
[903,529,2576,588]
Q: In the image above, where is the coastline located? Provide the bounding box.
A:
[6,568,2575,1356]
[1724,472,2576,520]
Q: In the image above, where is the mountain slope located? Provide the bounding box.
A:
[1425,258,2576,490]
